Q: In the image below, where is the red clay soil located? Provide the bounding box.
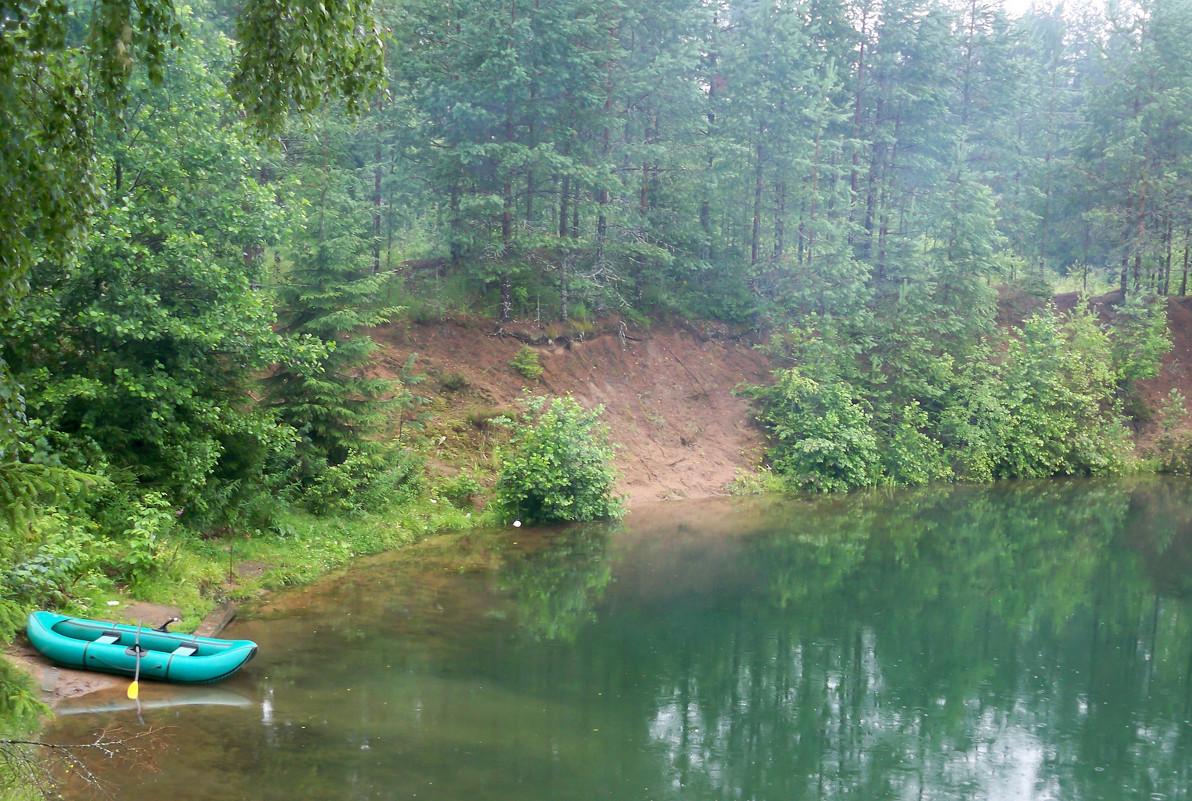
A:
[369,316,771,505]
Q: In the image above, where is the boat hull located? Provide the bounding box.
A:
[26,611,257,685]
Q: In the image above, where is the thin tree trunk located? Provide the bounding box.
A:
[877,118,898,280]
[526,84,537,224]
[501,177,513,322]
[751,124,764,266]
[502,177,513,256]
[571,188,579,237]
[860,103,883,266]
[501,106,515,323]
[849,7,868,237]
[373,94,383,273]
[808,125,822,266]
[449,183,462,265]
[386,186,394,271]
[559,174,570,237]
[1181,227,1190,296]
[596,65,613,265]
[1162,213,1172,295]
[797,197,806,266]
[774,181,786,259]
[1120,249,1129,299]
[640,161,649,216]
[1134,191,1145,293]
[560,257,569,322]
[702,5,719,261]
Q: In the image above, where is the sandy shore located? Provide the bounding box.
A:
[6,601,237,705]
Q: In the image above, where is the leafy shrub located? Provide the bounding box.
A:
[2,512,104,607]
[882,402,952,486]
[493,395,622,525]
[747,368,882,492]
[437,470,481,508]
[114,492,176,593]
[1110,292,1171,386]
[1156,389,1192,474]
[727,466,787,496]
[439,372,469,392]
[1161,388,1187,433]
[300,446,423,515]
[510,346,543,381]
[466,409,506,430]
[989,306,1130,477]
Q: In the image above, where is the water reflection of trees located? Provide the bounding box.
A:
[622,481,1192,800]
[498,523,617,642]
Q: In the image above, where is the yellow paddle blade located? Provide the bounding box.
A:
[127,680,139,700]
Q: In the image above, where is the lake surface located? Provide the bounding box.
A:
[46,479,1192,800]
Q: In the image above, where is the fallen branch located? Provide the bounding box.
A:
[1,724,171,800]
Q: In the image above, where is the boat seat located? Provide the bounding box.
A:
[94,632,120,645]
[173,643,199,657]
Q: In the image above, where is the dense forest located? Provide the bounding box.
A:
[0,0,1191,668]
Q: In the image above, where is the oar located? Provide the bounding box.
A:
[127,621,143,700]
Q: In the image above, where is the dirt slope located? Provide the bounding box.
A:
[370,316,770,505]
[368,294,1192,507]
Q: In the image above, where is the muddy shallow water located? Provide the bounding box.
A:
[46,479,1192,800]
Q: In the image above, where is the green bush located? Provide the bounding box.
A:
[988,306,1130,477]
[300,446,423,515]
[493,395,622,525]
[1110,292,1171,386]
[748,368,883,493]
[727,466,787,496]
[510,346,543,381]
[1156,389,1192,474]
[437,470,482,509]
[3,512,104,608]
[439,372,469,392]
[882,402,952,486]
[118,492,175,593]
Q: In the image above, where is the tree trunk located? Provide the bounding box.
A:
[640,161,649,216]
[596,63,613,265]
[1134,191,1145,293]
[386,186,395,271]
[449,184,462,265]
[500,272,513,322]
[797,198,806,266]
[751,125,764,267]
[526,84,537,224]
[1162,214,1173,295]
[848,7,868,238]
[571,188,579,237]
[559,174,570,237]
[807,126,822,266]
[373,94,383,273]
[774,180,785,259]
[1181,227,1190,296]
[560,258,569,322]
[502,112,515,323]
[1120,250,1129,299]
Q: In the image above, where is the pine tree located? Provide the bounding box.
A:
[265,115,406,504]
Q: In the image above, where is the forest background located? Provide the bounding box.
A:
[1,0,1191,779]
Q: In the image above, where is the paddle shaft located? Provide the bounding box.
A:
[128,622,143,699]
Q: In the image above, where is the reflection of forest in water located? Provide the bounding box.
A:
[503,479,1192,800]
[46,479,1192,801]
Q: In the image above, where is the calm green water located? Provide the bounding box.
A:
[47,479,1192,800]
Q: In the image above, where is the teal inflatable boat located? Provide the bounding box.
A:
[26,611,257,685]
